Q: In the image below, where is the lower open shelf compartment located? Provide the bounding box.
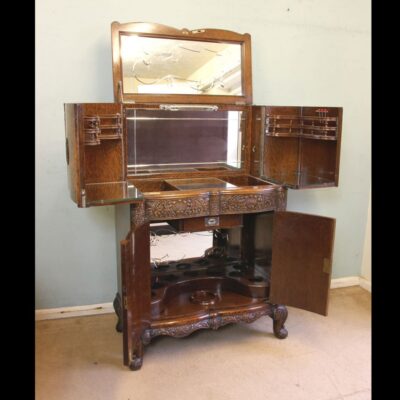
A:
[150,254,271,322]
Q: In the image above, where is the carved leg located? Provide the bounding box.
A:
[129,337,144,371]
[113,293,123,333]
[270,304,288,339]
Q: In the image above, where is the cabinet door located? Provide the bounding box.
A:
[64,103,143,207]
[255,106,342,189]
[269,211,335,315]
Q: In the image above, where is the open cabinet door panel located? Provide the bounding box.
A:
[270,211,335,316]
[257,106,342,189]
[64,103,145,207]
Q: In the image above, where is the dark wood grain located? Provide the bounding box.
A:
[260,106,342,188]
[64,104,83,205]
[269,211,336,316]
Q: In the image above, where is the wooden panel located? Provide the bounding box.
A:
[64,104,83,206]
[263,136,300,187]
[261,106,343,189]
[249,106,263,176]
[299,138,337,187]
[84,141,124,183]
[120,238,132,366]
[270,211,335,315]
[299,106,342,188]
[81,103,124,184]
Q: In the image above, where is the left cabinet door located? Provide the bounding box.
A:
[269,211,336,316]
[64,103,141,207]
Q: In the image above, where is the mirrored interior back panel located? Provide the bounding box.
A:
[126,107,246,175]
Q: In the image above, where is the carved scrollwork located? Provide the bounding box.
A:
[146,196,209,220]
[144,188,286,221]
[275,187,287,211]
[148,320,211,340]
[220,191,277,214]
[145,308,269,342]
[131,202,147,227]
[209,192,220,215]
[220,309,268,325]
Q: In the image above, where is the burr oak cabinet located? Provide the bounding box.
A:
[64,22,342,370]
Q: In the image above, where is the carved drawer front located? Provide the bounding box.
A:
[83,114,122,145]
[145,194,210,221]
[219,189,282,214]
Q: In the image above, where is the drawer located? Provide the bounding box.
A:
[169,214,243,232]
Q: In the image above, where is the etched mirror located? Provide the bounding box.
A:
[112,22,252,104]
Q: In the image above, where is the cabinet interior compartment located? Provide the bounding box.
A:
[261,106,341,189]
[125,107,247,176]
[149,212,274,321]
[263,136,338,188]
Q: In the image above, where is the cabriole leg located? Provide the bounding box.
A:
[129,337,144,371]
[113,293,123,333]
[270,304,288,339]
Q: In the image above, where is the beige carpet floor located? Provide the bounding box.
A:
[35,286,371,400]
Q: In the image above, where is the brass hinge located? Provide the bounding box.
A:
[323,258,332,274]
[123,296,128,309]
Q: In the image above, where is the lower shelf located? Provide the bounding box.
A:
[152,278,268,320]
[113,290,289,371]
[146,300,271,341]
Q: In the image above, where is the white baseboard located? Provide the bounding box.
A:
[359,277,372,292]
[330,276,360,289]
[35,302,114,321]
[35,276,371,321]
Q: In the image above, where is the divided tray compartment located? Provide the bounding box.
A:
[150,255,271,318]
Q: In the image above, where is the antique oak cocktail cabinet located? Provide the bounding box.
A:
[64,22,342,370]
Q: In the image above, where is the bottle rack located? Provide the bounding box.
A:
[265,114,338,140]
[83,114,123,145]
[150,250,271,319]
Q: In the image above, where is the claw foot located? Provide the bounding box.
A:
[113,293,123,333]
[129,341,144,371]
[271,304,288,339]
[129,355,143,371]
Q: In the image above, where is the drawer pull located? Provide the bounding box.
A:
[205,217,219,226]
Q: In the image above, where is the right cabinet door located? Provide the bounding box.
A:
[260,106,343,189]
[269,211,336,316]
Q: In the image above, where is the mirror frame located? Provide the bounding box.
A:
[111,21,253,105]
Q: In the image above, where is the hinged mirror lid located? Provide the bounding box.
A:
[111,22,252,105]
